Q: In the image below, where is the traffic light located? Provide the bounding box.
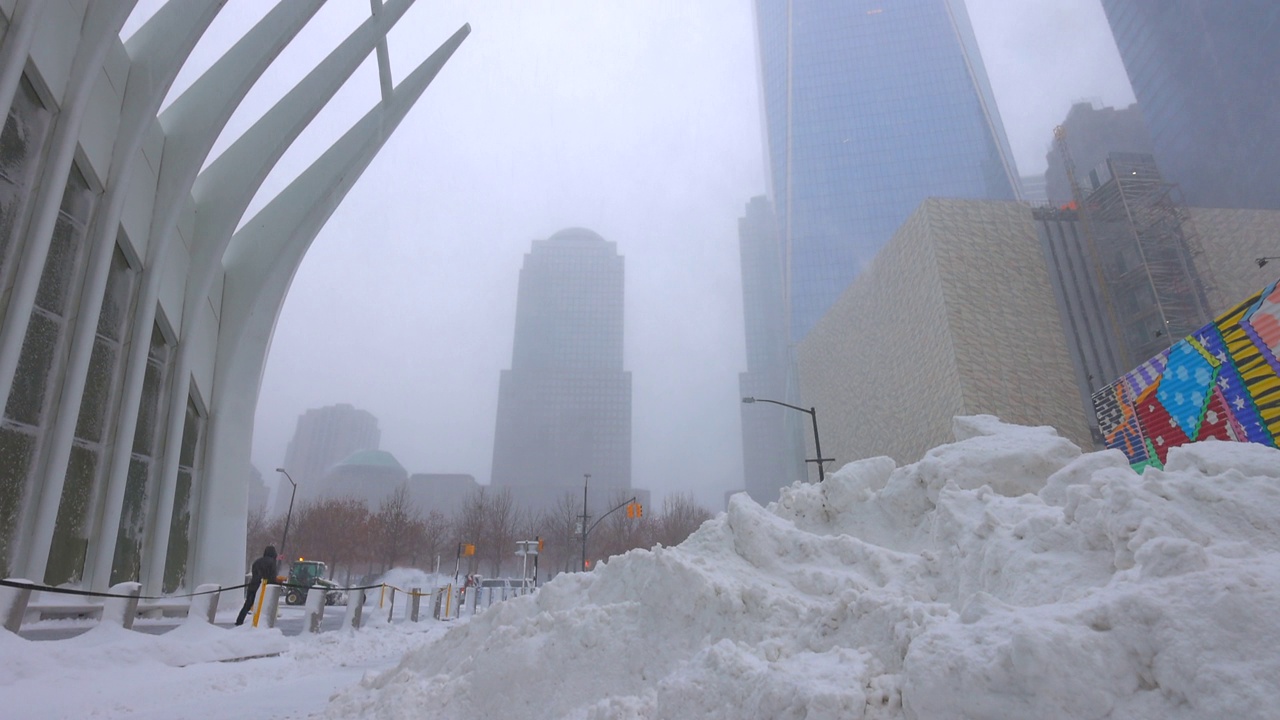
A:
[626,502,644,518]
[538,538,544,552]
[636,503,643,518]
[460,543,475,557]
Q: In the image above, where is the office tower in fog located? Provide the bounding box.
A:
[1100,1,1280,210]
[491,228,631,511]
[274,404,380,515]
[737,197,806,504]
[754,0,1022,341]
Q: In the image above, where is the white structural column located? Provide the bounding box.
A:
[0,1,135,420]
[17,0,227,583]
[86,1,326,590]
[142,0,419,594]
[195,23,471,585]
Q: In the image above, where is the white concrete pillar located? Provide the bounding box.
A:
[187,583,220,625]
[1,578,34,633]
[103,581,141,630]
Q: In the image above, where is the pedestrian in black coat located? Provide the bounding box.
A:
[235,545,279,626]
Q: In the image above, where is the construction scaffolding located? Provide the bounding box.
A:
[1081,152,1218,363]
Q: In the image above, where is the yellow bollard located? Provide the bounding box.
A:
[379,584,386,609]
[250,579,267,627]
[444,583,452,618]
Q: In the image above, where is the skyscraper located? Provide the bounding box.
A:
[755,0,1022,341]
[490,228,631,512]
[737,197,806,504]
[275,404,380,515]
[1100,1,1280,210]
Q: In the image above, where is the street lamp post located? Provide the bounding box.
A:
[275,467,298,557]
[580,473,590,572]
[742,396,834,482]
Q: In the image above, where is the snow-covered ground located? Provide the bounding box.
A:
[4,416,1279,719]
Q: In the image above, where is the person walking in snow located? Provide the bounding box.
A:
[235,545,279,626]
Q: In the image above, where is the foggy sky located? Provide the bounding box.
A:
[126,1,1136,511]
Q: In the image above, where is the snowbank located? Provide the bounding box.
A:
[325,416,1280,719]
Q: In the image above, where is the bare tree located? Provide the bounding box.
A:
[456,486,487,576]
[371,484,420,572]
[656,492,712,548]
[245,505,282,568]
[477,487,519,577]
[287,496,369,582]
[538,491,581,575]
[418,510,451,574]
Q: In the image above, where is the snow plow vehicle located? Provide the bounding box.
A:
[280,559,346,606]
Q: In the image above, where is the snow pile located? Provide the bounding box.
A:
[325,416,1280,719]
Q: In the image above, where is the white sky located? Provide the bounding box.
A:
[122,1,1135,510]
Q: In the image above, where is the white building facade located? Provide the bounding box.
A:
[0,1,467,594]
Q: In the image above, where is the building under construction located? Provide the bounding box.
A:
[1034,151,1217,444]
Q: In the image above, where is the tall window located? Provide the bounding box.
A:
[110,323,171,585]
[0,76,51,297]
[45,242,138,584]
[0,165,95,576]
[163,395,204,592]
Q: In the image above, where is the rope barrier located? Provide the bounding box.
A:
[2,578,433,603]
[0,578,249,601]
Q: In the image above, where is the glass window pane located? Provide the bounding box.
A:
[0,426,36,576]
[97,243,134,340]
[76,337,116,443]
[110,456,150,585]
[45,444,97,584]
[178,398,201,468]
[163,469,193,593]
[5,311,59,425]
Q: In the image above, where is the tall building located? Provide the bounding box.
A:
[1043,102,1153,207]
[737,197,806,504]
[1100,1,1280,210]
[754,0,1022,341]
[490,228,631,514]
[798,192,1280,470]
[797,199,1091,468]
[0,3,466,593]
[275,403,381,515]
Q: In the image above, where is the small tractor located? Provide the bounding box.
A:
[280,558,346,606]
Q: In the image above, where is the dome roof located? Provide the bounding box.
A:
[547,227,605,243]
[334,449,406,472]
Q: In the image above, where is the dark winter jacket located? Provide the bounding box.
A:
[249,545,279,589]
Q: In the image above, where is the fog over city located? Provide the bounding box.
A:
[126,1,1135,510]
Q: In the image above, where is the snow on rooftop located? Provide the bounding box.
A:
[3,416,1278,719]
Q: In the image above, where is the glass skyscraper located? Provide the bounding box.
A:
[1099,1,1280,211]
[490,228,631,512]
[755,0,1022,340]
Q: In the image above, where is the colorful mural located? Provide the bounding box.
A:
[1093,279,1280,469]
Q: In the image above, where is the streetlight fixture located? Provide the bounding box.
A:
[1257,257,1280,268]
[275,467,298,557]
[742,396,834,482]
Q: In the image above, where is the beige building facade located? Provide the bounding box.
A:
[797,199,1093,473]
[796,197,1280,475]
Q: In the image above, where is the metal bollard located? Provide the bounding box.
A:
[342,588,366,630]
[410,587,421,622]
[303,584,325,634]
[258,584,282,628]
[387,587,396,623]
[188,584,221,624]
[104,582,142,629]
[1,579,34,633]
